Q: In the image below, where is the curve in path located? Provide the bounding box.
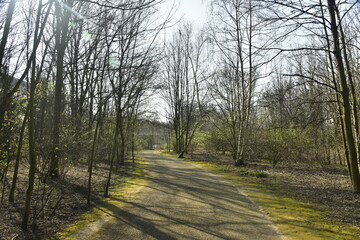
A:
[86,151,283,240]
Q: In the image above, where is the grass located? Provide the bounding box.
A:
[49,158,147,240]
[159,151,360,240]
[251,171,268,178]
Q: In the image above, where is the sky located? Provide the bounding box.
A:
[160,0,208,30]
[151,0,209,121]
[172,0,208,26]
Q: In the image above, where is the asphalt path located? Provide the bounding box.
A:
[87,151,283,240]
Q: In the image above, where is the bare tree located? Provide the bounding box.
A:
[104,0,165,197]
[49,0,73,178]
[21,0,54,229]
[161,23,208,158]
[261,0,360,192]
[209,0,259,165]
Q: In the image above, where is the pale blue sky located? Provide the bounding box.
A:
[153,0,209,121]
[161,0,208,28]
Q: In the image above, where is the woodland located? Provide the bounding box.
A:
[0,0,360,239]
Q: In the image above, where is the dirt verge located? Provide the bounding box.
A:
[186,152,360,227]
[0,159,143,240]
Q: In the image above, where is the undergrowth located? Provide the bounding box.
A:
[49,158,147,240]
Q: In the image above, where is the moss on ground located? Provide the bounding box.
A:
[49,158,147,240]
[159,151,360,240]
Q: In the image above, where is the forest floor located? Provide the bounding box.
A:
[2,151,359,240]
[0,158,144,240]
[162,151,360,239]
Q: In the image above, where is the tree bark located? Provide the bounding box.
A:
[9,105,29,202]
[319,0,352,180]
[327,0,360,193]
[21,0,43,228]
[0,0,16,71]
[50,0,73,178]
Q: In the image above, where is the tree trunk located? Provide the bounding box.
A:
[104,111,120,197]
[21,0,43,226]
[0,0,16,70]
[49,0,73,178]
[21,74,37,229]
[87,111,101,204]
[9,105,29,202]
[119,120,126,166]
[327,0,360,193]
[0,0,18,131]
[131,124,135,163]
[320,0,351,179]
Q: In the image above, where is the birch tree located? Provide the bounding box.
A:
[262,0,360,192]
[209,0,260,165]
[161,23,208,158]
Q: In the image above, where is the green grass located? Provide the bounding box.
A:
[49,158,147,240]
[250,171,268,178]
[159,151,360,240]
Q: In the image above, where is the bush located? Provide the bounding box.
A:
[255,127,312,167]
[251,171,268,178]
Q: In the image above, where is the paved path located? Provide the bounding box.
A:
[87,151,282,240]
